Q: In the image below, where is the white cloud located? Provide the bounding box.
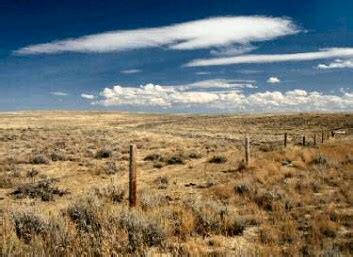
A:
[81,93,95,99]
[94,82,353,112]
[120,69,141,74]
[186,48,353,67]
[267,76,281,84]
[317,59,353,69]
[51,91,68,96]
[210,45,257,57]
[175,79,256,91]
[14,16,298,55]
[195,71,210,75]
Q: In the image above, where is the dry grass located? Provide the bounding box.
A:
[0,111,352,256]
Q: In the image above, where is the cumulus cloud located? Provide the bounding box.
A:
[120,69,141,74]
[93,82,353,112]
[51,91,68,96]
[267,76,281,84]
[14,16,298,55]
[81,93,95,99]
[317,59,353,69]
[186,48,353,67]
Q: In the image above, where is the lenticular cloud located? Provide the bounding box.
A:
[14,16,298,55]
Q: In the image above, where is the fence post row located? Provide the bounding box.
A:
[129,144,137,207]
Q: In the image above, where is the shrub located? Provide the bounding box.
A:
[254,190,282,211]
[144,153,164,162]
[153,162,164,169]
[67,198,101,234]
[26,168,39,178]
[226,216,247,236]
[208,155,227,164]
[95,149,112,159]
[310,154,329,166]
[166,155,185,165]
[105,162,118,175]
[11,180,68,201]
[119,211,165,252]
[191,200,228,236]
[140,192,166,210]
[234,182,251,195]
[188,151,202,159]
[155,176,169,189]
[12,212,47,243]
[95,184,125,203]
[0,174,14,188]
[50,151,66,161]
[31,154,50,164]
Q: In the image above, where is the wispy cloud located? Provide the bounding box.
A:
[317,59,353,69]
[51,91,68,96]
[267,76,281,84]
[93,82,353,112]
[210,45,257,57]
[14,16,298,55]
[81,93,95,99]
[186,48,353,67]
[120,69,141,74]
[195,71,211,75]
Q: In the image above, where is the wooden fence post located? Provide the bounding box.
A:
[245,137,250,166]
[302,135,306,146]
[284,133,287,147]
[321,130,324,144]
[313,134,317,146]
[331,130,335,138]
[129,144,137,207]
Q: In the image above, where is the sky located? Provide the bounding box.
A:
[1,0,353,113]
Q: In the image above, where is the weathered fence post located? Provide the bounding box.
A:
[129,144,137,207]
[321,130,324,144]
[284,133,288,147]
[302,135,306,146]
[313,134,317,146]
[331,130,335,138]
[245,136,250,166]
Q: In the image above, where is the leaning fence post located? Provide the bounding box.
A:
[302,135,306,146]
[284,133,288,147]
[245,136,250,166]
[129,144,137,207]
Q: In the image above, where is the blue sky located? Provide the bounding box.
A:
[1,0,353,112]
